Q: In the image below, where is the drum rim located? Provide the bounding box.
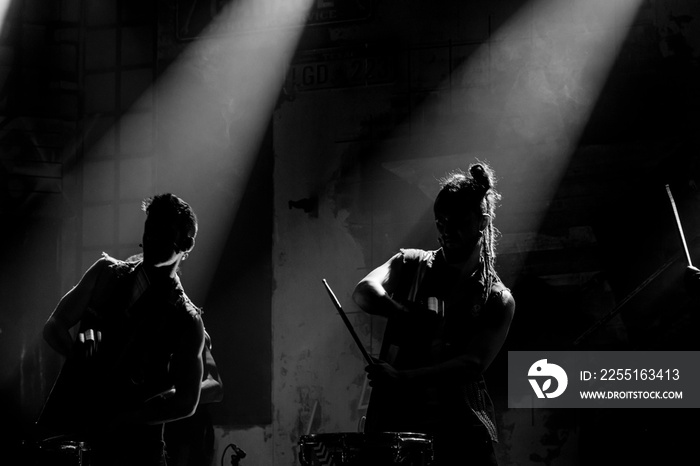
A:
[38,434,91,451]
[298,431,434,446]
[300,431,432,438]
[298,431,434,466]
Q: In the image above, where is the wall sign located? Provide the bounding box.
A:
[285,45,395,92]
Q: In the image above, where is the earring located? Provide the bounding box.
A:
[182,252,189,261]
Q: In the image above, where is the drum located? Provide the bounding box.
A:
[299,432,433,466]
[33,436,91,466]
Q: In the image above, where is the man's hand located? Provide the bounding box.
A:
[365,359,405,387]
[76,329,102,360]
[400,298,443,319]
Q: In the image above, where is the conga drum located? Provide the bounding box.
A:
[299,432,433,465]
[30,435,91,466]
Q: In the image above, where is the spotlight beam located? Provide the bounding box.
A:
[85,0,316,303]
[381,0,644,279]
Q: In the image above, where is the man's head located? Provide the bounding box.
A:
[434,163,500,264]
[141,193,197,268]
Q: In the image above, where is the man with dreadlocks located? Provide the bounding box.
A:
[352,162,515,465]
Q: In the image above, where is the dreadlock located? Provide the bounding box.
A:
[436,162,502,305]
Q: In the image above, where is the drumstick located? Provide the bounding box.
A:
[665,184,693,267]
[305,400,318,436]
[322,279,374,365]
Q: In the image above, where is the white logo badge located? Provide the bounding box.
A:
[528,359,568,399]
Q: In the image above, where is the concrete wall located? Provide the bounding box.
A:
[2,0,700,465]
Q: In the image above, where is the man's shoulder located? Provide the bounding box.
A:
[80,253,139,290]
[96,252,140,277]
[488,280,515,313]
[174,292,205,348]
[398,248,437,264]
[180,293,202,319]
[169,282,202,320]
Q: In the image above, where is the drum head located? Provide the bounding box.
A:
[299,432,433,466]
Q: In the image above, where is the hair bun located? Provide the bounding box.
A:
[469,163,493,191]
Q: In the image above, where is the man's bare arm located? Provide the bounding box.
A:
[43,259,106,357]
[199,332,223,404]
[352,253,406,318]
[138,313,205,425]
[405,290,515,383]
[367,290,515,387]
